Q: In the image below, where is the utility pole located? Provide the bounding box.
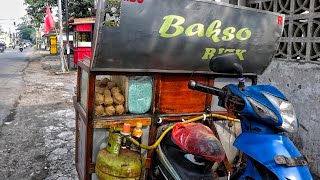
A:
[238,0,247,6]
[58,0,66,72]
[65,0,70,69]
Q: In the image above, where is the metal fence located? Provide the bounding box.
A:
[246,0,320,64]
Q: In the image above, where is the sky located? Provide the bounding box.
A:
[0,0,27,32]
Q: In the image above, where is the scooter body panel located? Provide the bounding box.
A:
[227,84,286,129]
[234,133,313,180]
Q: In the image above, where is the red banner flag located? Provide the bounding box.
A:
[44,6,56,34]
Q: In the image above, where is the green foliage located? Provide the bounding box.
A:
[16,24,36,41]
[67,0,95,19]
[24,0,95,28]
[24,0,56,27]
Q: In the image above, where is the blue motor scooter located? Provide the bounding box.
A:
[187,53,313,179]
[152,53,313,180]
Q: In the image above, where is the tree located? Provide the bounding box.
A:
[66,0,95,19]
[24,0,95,28]
[16,24,36,41]
[24,0,56,28]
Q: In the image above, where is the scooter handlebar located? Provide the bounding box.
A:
[188,80,224,97]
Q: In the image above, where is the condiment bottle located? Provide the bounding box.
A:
[120,123,131,149]
[130,122,143,151]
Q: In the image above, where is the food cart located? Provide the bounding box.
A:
[73,0,284,179]
[71,17,95,65]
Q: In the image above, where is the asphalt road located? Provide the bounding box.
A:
[0,47,31,125]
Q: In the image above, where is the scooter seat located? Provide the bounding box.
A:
[171,123,225,163]
[159,131,215,180]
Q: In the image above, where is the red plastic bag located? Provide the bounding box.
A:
[171,123,225,163]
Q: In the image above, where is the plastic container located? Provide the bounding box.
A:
[128,76,153,114]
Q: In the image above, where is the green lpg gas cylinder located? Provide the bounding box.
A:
[96,148,145,180]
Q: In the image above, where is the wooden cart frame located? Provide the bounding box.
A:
[74,57,260,179]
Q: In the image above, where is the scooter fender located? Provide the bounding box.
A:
[234,133,313,180]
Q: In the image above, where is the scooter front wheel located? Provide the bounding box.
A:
[253,158,278,180]
[231,157,278,180]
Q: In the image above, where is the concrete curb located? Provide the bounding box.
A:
[36,50,62,71]
[35,50,76,72]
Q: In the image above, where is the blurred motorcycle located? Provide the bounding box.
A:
[0,41,5,53]
[19,45,23,52]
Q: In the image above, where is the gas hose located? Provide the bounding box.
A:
[129,114,240,150]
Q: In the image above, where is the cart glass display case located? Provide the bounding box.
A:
[72,18,95,65]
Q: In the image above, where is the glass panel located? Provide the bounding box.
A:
[78,32,92,42]
[80,69,89,111]
[91,126,149,180]
[74,32,78,48]
[78,116,86,180]
[95,75,126,117]
[94,75,154,117]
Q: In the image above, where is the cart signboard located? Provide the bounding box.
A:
[91,0,284,75]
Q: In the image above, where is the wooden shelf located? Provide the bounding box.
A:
[93,117,152,128]
[93,113,151,120]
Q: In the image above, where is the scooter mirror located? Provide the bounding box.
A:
[209,53,243,75]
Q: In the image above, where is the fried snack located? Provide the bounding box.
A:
[103,88,112,97]
[95,105,106,117]
[107,81,117,89]
[105,105,116,116]
[96,80,102,87]
[104,96,114,106]
[95,87,104,94]
[100,78,110,87]
[95,93,104,105]
[113,92,125,105]
[111,87,121,95]
[115,104,125,115]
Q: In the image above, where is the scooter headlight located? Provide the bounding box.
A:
[279,101,298,133]
[263,93,298,133]
[247,97,278,122]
